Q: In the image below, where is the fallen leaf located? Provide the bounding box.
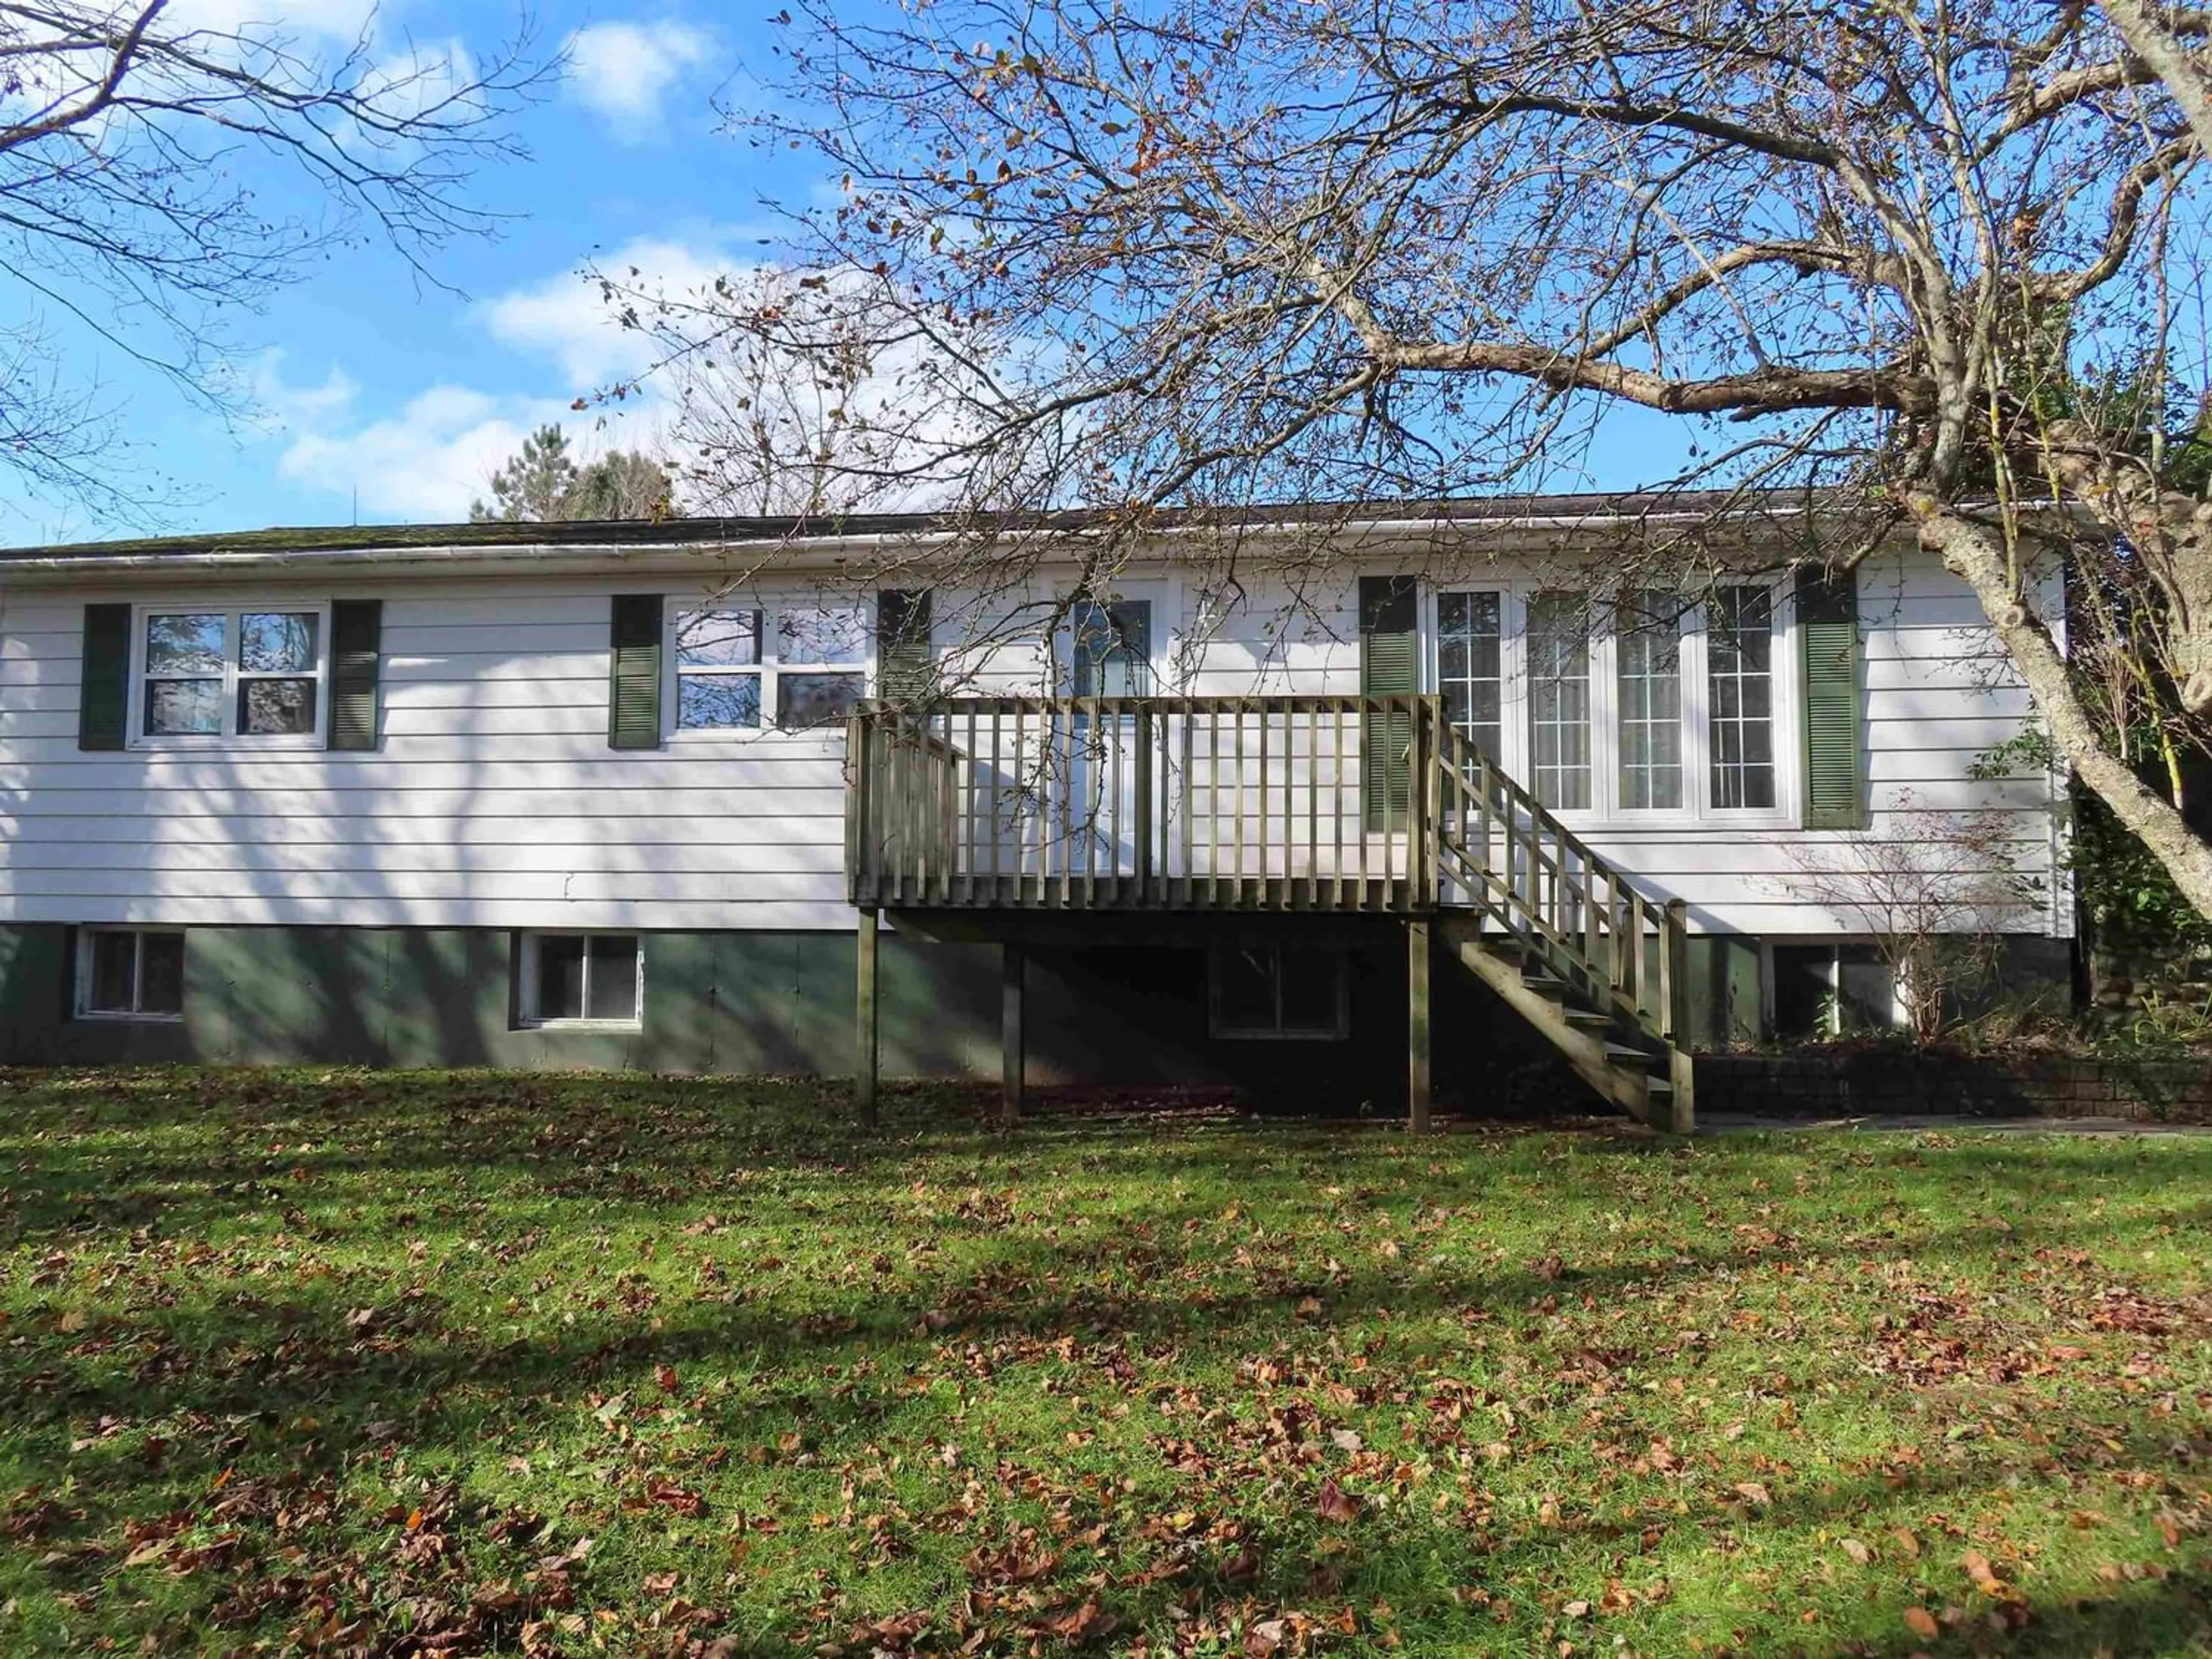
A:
[1840,1538,1872,1566]
[1904,1607,1940,1639]
[1315,1479,1361,1523]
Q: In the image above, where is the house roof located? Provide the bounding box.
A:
[0,487,1857,566]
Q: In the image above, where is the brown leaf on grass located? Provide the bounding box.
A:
[1840,1538,1872,1566]
[1244,1616,1287,1656]
[627,1480,706,1518]
[1903,1606,1940,1638]
[1963,1548,2010,1599]
[1892,1527,1922,1558]
[1315,1479,1361,1523]
[1732,1481,1772,1507]
[1046,1597,1113,1643]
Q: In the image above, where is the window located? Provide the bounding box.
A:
[673,609,763,730]
[1436,590,1503,756]
[137,607,324,742]
[671,601,870,734]
[1615,591,1684,810]
[775,604,870,728]
[1771,942,1895,1037]
[1210,944,1350,1040]
[1708,585,1778,809]
[75,927,184,1020]
[1525,592,1591,810]
[519,932,642,1026]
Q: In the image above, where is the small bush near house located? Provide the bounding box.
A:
[0,1070,2208,1656]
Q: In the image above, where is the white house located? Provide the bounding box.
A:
[0,494,2069,1127]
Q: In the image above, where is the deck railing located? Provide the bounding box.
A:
[847,694,1441,911]
[1429,721,1689,1048]
[846,694,1688,1045]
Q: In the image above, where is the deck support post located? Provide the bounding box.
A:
[1664,899,1696,1135]
[1407,918,1432,1133]
[855,906,880,1127]
[1001,941,1026,1125]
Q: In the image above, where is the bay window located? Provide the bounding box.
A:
[1707,585,1778,810]
[1525,592,1592,810]
[1430,580,1785,824]
[1436,590,1504,757]
[1615,591,1684,811]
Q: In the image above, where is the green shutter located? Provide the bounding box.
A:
[328,599,381,751]
[1359,575,1418,832]
[608,594,664,750]
[1798,568,1865,830]
[78,603,129,751]
[876,589,935,703]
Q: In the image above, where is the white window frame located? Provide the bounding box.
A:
[1207,942,1353,1041]
[127,601,331,750]
[1424,577,1796,832]
[74,925,186,1022]
[516,930,645,1029]
[664,596,877,741]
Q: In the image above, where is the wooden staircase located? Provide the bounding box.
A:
[1429,721,1696,1132]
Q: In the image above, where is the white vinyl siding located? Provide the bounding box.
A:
[0,548,2065,940]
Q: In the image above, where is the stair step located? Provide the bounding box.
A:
[1520,975,1569,999]
[1604,1043,1660,1069]
[1560,1006,1611,1028]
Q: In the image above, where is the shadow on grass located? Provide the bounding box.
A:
[5,1068,2211,1653]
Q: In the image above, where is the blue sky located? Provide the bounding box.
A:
[11,0,818,542]
[11,0,1709,543]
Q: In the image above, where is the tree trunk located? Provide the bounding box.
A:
[2099,0,2212,160]
[1908,497,2212,923]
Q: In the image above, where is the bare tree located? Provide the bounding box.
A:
[0,0,546,517]
[650,0,2212,919]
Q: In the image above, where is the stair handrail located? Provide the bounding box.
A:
[1427,713,1689,1048]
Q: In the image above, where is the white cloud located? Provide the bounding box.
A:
[563,20,712,134]
[162,0,384,42]
[276,384,581,518]
[481,236,736,392]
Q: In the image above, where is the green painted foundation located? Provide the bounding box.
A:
[0,922,2063,1104]
[0,921,1570,1106]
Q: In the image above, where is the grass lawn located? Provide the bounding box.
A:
[0,1071,2207,1657]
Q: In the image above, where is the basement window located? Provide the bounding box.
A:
[1210,944,1350,1040]
[518,932,642,1027]
[1770,942,1896,1037]
[76,927,185,1021]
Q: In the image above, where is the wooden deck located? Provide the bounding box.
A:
[845,693,1698,1132]
[846,694,1446,912]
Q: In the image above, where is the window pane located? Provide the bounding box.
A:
[240,612,317,673]
[1709,586,1777,810]
[137,932,184,1015]
[146,677,221,735]
[1437,590,1503,758]
[777,672,865,730]
[86,931,135,1013]
[1525,593,1590,809]
[1215,946,1277,1033]
[675,611,759,668]
[677,673,761,729]
[586,935,640,1021]
[778,605,869,665]
[1276,947,1343,1035]
[146,613,224,675]
[1616,590,1683,810]
[239,677,317,735]
[536,935,586,1021]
